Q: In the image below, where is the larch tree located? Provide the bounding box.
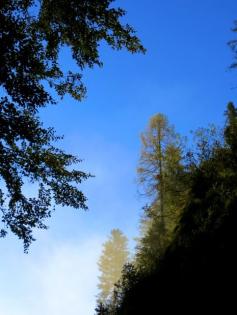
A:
[97,229,129,304]
[0,0,145,250]
[136,114,187,271]
[137,114,185,232]
[102,103,237,315]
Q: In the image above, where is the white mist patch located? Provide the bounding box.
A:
[0,236,103,315]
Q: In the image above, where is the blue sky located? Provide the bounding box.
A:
[1,1,237,314]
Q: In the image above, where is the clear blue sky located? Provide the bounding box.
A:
[1,1,237,314]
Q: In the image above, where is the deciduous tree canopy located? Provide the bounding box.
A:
[0,0,145,250]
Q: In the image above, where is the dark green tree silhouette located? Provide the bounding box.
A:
[95,263,140,315]
[95,302,110,315]
[0,1,145,250]
[99,103,237,314]
[97,229,129,304]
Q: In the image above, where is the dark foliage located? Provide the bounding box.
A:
[98,103,237,314]
[229,20,237,69]
[95,263,140,315]
[0,0,145,250]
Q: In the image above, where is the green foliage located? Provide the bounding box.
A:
[96,263,140,315]
[224,102,237,150]
[136,114,187,272]
[100,103,237,314]
[137,114,181,198]
[95,302,111,315]
[0,1,144,250]
[0,97,90,251]
[1,0,145,104]
[97,229,129,304]
[229,20,237,69]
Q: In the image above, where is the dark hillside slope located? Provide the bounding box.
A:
[117,104,237,314]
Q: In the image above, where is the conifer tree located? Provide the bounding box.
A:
[136,114,187,270]
[97,229,129,303]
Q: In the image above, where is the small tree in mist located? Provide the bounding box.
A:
[97,229,129,303]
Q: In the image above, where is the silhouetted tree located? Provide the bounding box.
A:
[95,302,110,315]
[229,20,237,69]
[101,103,237,314]
[95,263,140,315]
[0,1,145,250]
[97,229,129,304]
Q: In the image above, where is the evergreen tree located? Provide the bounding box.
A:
[95,302,110,315]
[95,263,140,315]
[100,103,237,315]
[97,229,129,303]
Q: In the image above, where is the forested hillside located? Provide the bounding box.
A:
[96,103,237,314]
[1,2,236,314]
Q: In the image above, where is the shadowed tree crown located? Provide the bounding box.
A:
[0,0,145,250]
